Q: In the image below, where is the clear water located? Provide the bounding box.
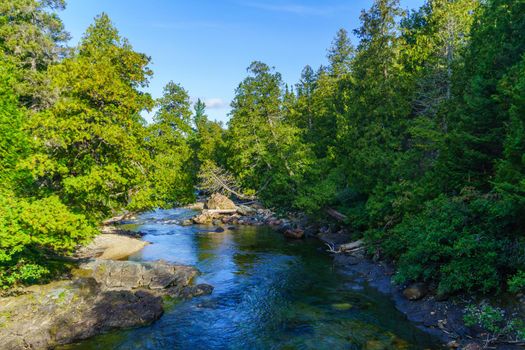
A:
[62,208,441,350]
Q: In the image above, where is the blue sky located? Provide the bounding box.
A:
[61,0,424,123]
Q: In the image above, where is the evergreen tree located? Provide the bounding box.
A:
[148,82,195,206]
[0,0,70,109]
[23,13,155,219]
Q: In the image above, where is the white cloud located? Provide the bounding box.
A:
[203,98,228,109]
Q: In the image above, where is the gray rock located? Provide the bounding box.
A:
[0,260,208,350]
[236,204,256,216]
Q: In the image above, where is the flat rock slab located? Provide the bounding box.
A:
[75,260,198,291]
[76,233,149,260]
[0,260,210,350]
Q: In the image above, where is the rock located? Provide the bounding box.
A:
[462,343,482,350]
[331,303,353,310]
[227,226,236,231]
[75,233,149,260]
[237,204,256,216]
[284,228,305,239]
[447,340,460,348]
[193,211,218,225]
[185,202,205,210]
[214,227,225,233]
[180,219,193,226]
[205,193,236,210]
[402,282,428,301]
[74,260,199,291]
[0,260,207,350]
[179,284,214,299]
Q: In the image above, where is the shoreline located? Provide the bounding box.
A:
[180,197,523,350]
[0,224,213,350]
[1,197,521,349]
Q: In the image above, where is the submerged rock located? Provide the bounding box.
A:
[0,260,210,350]
[284,228,305,239]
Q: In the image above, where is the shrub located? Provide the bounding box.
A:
[378,189,517,295]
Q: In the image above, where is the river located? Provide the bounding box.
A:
[62,208,441,350]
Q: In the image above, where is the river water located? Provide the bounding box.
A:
[63,208,441,350]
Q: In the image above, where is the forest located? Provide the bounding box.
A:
[0,0,524,303]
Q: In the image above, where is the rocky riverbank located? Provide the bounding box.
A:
[180,194,524,350]
[0,230,212,349]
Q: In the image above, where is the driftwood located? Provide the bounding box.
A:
[325,207,348,222]
[339,239,364,252]
[325,240,365,254]
[202,209,238,215]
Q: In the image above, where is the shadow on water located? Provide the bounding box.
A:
[60,208,442,350]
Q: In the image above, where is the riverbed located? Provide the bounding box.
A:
[61,208,441,349]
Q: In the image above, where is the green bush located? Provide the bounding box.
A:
[464,304,525,345]
[0,193,96,288]
[378,189,518,295]
[508,271,525,294]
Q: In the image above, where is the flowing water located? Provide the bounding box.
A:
[63,208,441,350]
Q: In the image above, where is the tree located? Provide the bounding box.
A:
[227,61,313,206]
[148,82,195,206]
[0,56,95,288]
[327,28,354,77]
[445,0,525,191]
[0,0,70,109]
[191,99,226,165]
[23,13,155,219]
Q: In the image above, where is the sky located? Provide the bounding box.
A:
[60,0,424,124]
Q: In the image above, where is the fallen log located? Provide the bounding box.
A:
[339,239,364,252]
[325,207,348,222]
[325,239,365,254]
[202,209,238,215]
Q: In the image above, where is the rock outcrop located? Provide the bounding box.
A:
[0,260,213,350]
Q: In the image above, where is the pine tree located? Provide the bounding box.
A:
[24,13,155,218]
[0,0,70,109]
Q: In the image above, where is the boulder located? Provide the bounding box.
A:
[284,228,305,239]
[180,219,193,226]
[236,204,256,216]
[193,211,218,225]
[75,260,198,291]
[402,282,428,301]
[0,260,211,350]
[205,193,236,210]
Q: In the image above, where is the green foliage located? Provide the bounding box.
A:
[146,81,195,206]
[464,304,525,345]
[0,11,194,288]
[508,271,525,294]
[382,190,516,295]
[0,0,69,109]
[219,0,525,298]
[24,13,155,219]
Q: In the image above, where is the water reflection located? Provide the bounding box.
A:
[61,209,441,350]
